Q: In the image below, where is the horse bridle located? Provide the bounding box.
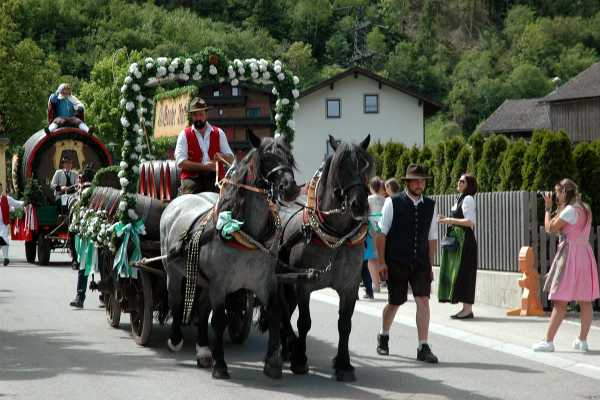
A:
[220,151,294,204]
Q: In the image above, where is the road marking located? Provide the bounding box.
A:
[311,291,600,382]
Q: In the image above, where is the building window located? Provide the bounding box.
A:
[212,89,220,97]
[246,107,261,118]
[326,99,341,118]
[232,87,240,96]
[364,94,379,113]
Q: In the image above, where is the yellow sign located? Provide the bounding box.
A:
[153,92,192,138]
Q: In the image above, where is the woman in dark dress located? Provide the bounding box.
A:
[438,174,478,319]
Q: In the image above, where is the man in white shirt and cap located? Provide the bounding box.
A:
[173,97,234,195]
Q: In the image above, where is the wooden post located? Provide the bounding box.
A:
[507,246,545,316]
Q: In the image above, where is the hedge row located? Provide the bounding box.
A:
[368,130,600,223]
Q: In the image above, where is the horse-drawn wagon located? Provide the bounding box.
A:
[11,127,112,265]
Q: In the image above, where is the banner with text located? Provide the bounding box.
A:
[153,92,191,138]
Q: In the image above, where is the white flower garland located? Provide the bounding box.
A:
[117,50,301,226]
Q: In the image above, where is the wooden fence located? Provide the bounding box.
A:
[431,191,600,308]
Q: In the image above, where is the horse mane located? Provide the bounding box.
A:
[261,136,297,170]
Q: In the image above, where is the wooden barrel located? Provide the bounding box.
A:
[17,127,112,198]
[88,186,166,240]
[138,160,179,201]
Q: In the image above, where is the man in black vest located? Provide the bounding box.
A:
[375,164,439,363]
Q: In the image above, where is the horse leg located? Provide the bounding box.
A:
[167,277,184,352]
[210,303,229,379]
[279,284,297,362]
[195,291,213,368]
[333,291,357,382]
[263,290,283,379]
[290,289,310,375]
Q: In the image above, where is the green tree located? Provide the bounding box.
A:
[0,8,60,147]
[281,42,319,88]
[291,0,333,60]
[433,143,446,193]
[451,145,472,192]
[499,139,527,190]
[554,44,598,82]
[503,5,536,43]
[382,142,406,179]
[506,64,552,98]
[78,49,142,147]
[521,129,548,190]
[573,142,600,224]
[532,131,575,190]
[442,136,465,193]
[368,141,385,177]
[467,131,485,176]
[477,134,508,192]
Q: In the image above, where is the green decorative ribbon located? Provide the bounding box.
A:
[368,212,382,234]
[75,235,98,277]
[216,211,244,240]
[112,219,145,279]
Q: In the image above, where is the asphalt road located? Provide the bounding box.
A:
[1,241,599,400]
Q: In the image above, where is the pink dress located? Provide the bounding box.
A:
[545,206,600,301]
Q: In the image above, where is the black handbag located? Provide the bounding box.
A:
[440,235,458,251]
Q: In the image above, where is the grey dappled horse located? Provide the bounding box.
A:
[278,135,373,382]
[160,133,300,380]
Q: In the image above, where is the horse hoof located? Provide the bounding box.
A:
[212,366,230,380]
[197,356,213,369]
[334,369,356,382]
[167,338,183,352]
[290,362,309,375]
[263,364,283,379]
[196,345,213,368]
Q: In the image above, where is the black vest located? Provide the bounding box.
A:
[385,192,436,268]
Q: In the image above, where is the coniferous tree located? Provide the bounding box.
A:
[451,145,472,191]
[521,130,548,190]
[532,131,575,191]
[573,142,600,224]
[382,142,406,179]
[499,139,528,191]
[477,134,508,192]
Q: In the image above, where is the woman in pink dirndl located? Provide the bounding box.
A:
[533,179,600,352]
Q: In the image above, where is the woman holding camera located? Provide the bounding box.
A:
[437,174,478,319]
[533,179,599,352]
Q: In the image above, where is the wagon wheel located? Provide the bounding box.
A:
[25,238,37,263]
[226,289,255,344]
[130,270,153,346]
[105,286,121,329]
[37,236,51,266]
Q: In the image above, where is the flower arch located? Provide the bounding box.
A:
[117,47,300,225]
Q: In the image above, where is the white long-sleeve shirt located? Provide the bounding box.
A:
[174,123,234,168]
[378,190,438,240]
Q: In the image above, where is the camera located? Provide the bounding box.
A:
[536,191,556,203]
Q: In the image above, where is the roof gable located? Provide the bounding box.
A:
[544,61,600,102]
[479,98,550,133]
[299,66,441,117]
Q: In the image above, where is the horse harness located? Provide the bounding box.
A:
[297,166,368,250]
[181,163,286,324]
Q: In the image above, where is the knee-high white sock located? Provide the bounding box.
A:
[48,122,58,131]
[2,245,8,259]
[79,122,90,133]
